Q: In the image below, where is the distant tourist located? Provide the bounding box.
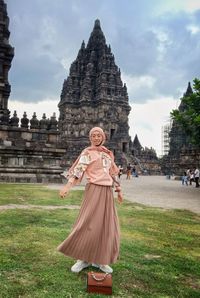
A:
[194,167,199,188]
[118,165,123,179]
[188,169,194,185]
[58,127,123,274]
[182,171,188,186]
[132,167,139,177]
[126,163,131,179]
[131,166,136,177]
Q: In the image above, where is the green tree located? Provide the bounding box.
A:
[171,78,200,146]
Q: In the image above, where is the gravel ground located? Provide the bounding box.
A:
[120,175,200,214]
[46,175,200,214]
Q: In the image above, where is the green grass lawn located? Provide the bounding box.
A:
[0,184,200,297]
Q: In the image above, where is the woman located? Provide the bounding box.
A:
[58,127,123,274]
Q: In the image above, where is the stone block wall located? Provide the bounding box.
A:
[161,148,200,175]
[0,125,67,183]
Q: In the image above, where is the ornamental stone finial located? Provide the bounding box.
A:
[21,112,29,128]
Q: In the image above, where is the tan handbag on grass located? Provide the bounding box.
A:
[87,271,112,295]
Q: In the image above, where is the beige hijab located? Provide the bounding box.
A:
[89,126,106,146]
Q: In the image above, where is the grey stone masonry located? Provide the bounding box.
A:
[161,82,200,175]
[58,19,132,166]
[0,124,66,183]
[0,0,14,125]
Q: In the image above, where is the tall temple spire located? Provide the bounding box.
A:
[179,81,193,112]
[86,19,106,50]
[59,19,127,105]
[133,134,142,150]
[94,19,101,28]
[169,81,193,154]
[184,81,193,97]
[58,19,131,164]
[0,0,14,124]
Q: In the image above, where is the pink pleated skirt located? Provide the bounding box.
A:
[57,183,120,265]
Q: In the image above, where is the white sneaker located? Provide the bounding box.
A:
[92,263,99,268]
[99,265,113,273]
[71,260,90,273]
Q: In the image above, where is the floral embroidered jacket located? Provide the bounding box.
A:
[63,146,119,186]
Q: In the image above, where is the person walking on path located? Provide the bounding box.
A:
[182,171,188,186]
[194,167,199,188]
[126,163,131,179]
[118,165,123,179]
[58,127,123,274]
[188,169,194,185]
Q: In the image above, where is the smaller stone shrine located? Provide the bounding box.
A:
[130,135,161,175]
[168,82,193,156]
[161,82,200,175]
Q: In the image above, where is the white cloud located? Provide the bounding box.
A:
[182,0,200,12]
[154,0,200,15]
[121,72,157,101]
[122,72,156,89]
[150,27,172,61]
[129,97,178,156]
[186,24,200,34]
[9,99,59,121]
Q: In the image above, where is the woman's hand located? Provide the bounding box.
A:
[117,191,123,204]
[59,179,74,199]
[114,185,123,204]
[59,184,70,199]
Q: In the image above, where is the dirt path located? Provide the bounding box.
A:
[1,176,199,214]
[47,175,200,214]
[120,175,200,214]
[0,204,80,211]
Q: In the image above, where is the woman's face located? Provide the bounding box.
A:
[91,131,103,146]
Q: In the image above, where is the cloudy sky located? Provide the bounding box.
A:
[6,0,200,156]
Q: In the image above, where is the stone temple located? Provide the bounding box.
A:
[58,19,159,173]
[0,1,160,183]
[59,19,131,163]
[161,82,200,175]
